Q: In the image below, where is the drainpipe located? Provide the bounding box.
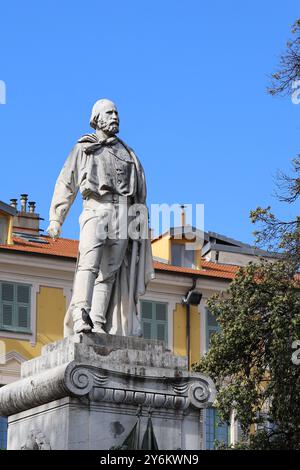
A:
[184,278,197,370]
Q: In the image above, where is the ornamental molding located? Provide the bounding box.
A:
[0,360,216,416]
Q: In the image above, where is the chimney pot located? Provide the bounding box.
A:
[20,194,28,212]
[28,201,36,213]
[180,204,186,227]
[10,198,18,209]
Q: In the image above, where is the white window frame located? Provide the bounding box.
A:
[138,294,175,351]
[0,272,72,346]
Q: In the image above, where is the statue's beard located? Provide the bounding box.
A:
[97,117,119,136]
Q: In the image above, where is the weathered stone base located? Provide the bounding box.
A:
[8,397,203,450]
[0,333,216,450]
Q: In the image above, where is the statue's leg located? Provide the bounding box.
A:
[90,199,130,333]
[90,236,129,332]
[72,207,108,333]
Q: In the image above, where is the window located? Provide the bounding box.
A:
[205,408,229,449]
[0,216,9,244]
[0,281,31,332]
[171,243,195,268]
[140,300,168,344]
[206,307,220,351]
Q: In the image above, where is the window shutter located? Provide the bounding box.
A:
[17,285,30,304]
[18,306,29,329]
[142,301,153,319]
[2,304,13,326]
[1,284,13,302]
[141,301,168,344]
[155,303,167,322]
[0,281,31,332]
[156,323,166,342]
[143,322,152,339]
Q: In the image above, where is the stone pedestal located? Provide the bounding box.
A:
[0,334,216,450]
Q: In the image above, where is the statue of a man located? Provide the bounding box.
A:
[47,99,154,337]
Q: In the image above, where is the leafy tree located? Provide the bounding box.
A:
[193,17,300,450]
[193,260,300,449]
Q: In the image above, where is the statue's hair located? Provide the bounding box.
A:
[89,99,117,129]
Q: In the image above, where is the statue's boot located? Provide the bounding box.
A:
[73,307,93,334]
[93,321,106,334]
[90,275,115,334]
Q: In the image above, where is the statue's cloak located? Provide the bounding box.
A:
[63,134,155,337]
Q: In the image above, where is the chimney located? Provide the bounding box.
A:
[180,205,186,227]
[28,201,36,213]
[12,195,43,237]
[10,199,17,210]
[20,194,28,212]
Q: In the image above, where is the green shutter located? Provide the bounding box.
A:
[143,322,152,339]
[0,281,31,332]
[141,301,168,344]
[18,306,29,328]
[156,323,166,341]
[2,284,13,302]
[2,304,13,327]
[155,303,167,321]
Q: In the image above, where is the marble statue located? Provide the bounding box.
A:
[47,99,154,336]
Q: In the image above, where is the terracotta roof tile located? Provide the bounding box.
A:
[0,236,79,259]
[0,236,239,280]
[154,261,238,279]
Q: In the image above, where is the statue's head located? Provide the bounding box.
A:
[89,99,119,136]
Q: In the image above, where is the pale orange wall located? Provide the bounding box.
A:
[151,235,171,262]
[173,302,200,368]
[173,302,187,356]
[0,211,13,245]
[36,286,65,349]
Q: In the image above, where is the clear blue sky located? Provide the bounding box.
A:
[0,0,299,243]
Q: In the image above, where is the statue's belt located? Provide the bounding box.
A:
[83,193,134,205]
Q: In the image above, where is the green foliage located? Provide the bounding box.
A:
[193,260,300,449]
[251,156,300,271]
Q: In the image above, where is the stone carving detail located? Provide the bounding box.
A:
[65,363,210,410]
[65,363,108,396]
[21,429,51,450]
[172,380,211,408]
[0,360,215,416]
[92,387,189,410]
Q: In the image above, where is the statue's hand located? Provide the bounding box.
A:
[47,221,61,239]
